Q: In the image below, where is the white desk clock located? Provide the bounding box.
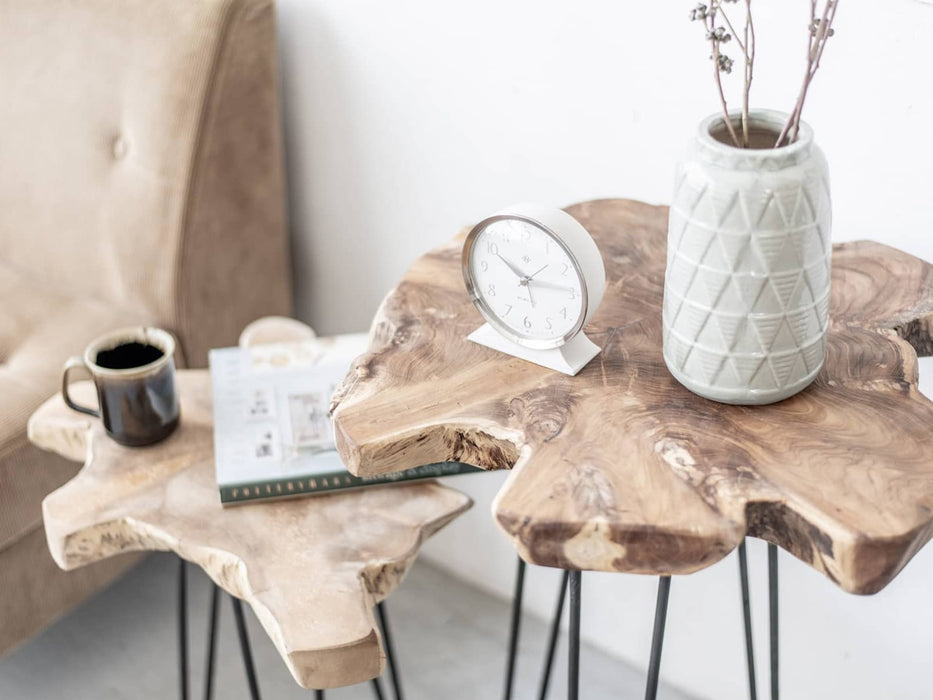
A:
[461,204,606,376]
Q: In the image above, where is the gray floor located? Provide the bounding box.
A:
[0,554,697,699]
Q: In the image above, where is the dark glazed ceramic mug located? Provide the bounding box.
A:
[61,327,180,446]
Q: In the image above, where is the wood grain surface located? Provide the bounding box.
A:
[29,371,471,689]
[332,198,933,594]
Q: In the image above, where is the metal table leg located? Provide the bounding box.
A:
[769,544,779,700]
[568,570,582,700]
[203,583,221,700]
[377,602,405,700]
[738,540,758,700]
[520,548,761,700]
[503,557,526,700]
[537,570,570,700]
[178,558,189,700]
[194,576,400,700]
[644,576,671,700]
[231,596,262,700]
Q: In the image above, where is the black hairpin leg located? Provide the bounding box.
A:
[537,570,570,700]
[738,540,758,700]
[568,570,582,700]
[203,582,221,700]
[314,691,324,699]
[769,544,779,700]
[503,557,527,700]
[231,596,262,700]
[178,558,189,700]
[371,678,386,700]
[644,576,671,700]
[377,602,405,700]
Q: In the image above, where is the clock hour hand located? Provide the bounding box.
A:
[495,253,527,280]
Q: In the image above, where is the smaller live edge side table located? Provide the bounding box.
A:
[331,199,933,700]
[28,371,471,699]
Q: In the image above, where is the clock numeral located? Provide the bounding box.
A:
[504,304,512,316]
[561,263,569,276]
[545,317,553,330]
[487,241,499,255]
[521,229,531,242]
[568,288,576,300]
[480,260,488,272]
[487,283,496,297]
[560,307,567,320]
[523,316,532,330]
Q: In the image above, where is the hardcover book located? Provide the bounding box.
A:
[209,334,481,505]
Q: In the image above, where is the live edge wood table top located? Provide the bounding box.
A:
[332,198,933,596]
[28,371,471,690]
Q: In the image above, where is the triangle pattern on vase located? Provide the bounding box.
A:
[718,234,751,273]
[769,351,800,388]
[770,270,802,309]
[751,315,783,349]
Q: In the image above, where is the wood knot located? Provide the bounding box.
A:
[390,318,417,347]
[507,387,576,443]
[551,462,617,517]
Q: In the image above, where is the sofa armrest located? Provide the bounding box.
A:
[174,0,293,368]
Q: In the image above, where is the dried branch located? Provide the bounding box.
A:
[743,0,755,147]
[690,0,837,150]
[716,2,753,146]
[775,0,839,147]
[691,1,754,148]
[691,3,741,147]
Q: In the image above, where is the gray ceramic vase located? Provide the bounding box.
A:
[662,110,832,405]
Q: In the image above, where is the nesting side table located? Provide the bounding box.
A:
[29,368,471,697]
[331,198,933,699]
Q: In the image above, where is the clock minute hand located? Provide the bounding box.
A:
[495,253,527,280]
[529,279,575,294]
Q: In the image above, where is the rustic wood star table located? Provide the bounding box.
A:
[331,198,933,700]
[28,370,471,698]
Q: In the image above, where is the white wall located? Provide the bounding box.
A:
[277,1,933,698]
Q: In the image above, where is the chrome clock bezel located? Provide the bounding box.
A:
[461,213,590,350]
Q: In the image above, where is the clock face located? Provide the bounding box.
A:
[466,217,586,348]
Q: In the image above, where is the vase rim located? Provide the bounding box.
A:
[698,109,813,159]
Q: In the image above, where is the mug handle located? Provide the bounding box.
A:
[62,356,101,418]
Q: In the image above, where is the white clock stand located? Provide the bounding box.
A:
[467,323,601,376]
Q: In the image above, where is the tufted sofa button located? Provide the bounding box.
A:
[111,134,129,160]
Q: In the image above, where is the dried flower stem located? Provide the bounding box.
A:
[691,0,837,150]
[693,1,755,148]
[716,6,749,145]
[743,0,755,147]
[706,9,741,147]
[775,0,839,147]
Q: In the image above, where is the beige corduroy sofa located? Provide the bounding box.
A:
[0,0,292,655]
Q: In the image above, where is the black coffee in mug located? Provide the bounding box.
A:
[62,327,180,447]
[96,342,165,370]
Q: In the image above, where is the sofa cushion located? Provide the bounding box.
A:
[0,0,292,370]
[0,262,157,551]
[0,0,234,327]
